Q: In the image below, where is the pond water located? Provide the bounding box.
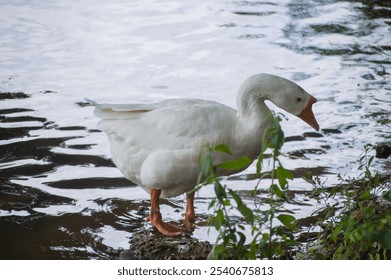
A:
[0,0,390,259]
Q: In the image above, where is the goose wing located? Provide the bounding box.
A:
[88,98,237,151]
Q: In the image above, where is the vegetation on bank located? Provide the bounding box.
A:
[305,145,391,260]
[198,114,391,259]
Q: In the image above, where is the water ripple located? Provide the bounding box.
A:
[0,0,390,259]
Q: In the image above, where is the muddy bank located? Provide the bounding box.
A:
[120,229,212,260]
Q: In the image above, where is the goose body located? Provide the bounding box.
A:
[88,73,319,236]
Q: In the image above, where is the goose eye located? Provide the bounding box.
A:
[297,97,302,102]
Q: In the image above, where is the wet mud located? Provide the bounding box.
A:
[122,230,212,260]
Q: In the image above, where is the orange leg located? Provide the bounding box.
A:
[147,188,184,237]
[183,191,195,231]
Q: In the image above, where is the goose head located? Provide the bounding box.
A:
[237,73,319,131]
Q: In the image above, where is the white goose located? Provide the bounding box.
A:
[87,73,319,236]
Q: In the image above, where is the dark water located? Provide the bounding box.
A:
[0,0,390,259]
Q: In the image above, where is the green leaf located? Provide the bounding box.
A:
[373,229,391,250]
[256,157,262,174]
[215,209,224,230]
[217,156,252,170]
[277,214,297,230]
[271,184,285,199]
[214,181,226,201]
[214,144,233,156]
[229,190,243,206]
[238,204,255,224]
[238,232,246,246]
[199,152,212,177]
[382,190,391,202]
[261,114,285,154]
[359,190,371,200]
[373,172,380,187]
[268,118,285,150]
[270,130,284,150]
[276,166,293,188]
[368,156,374,167]
[208,198,216,209]
[229,190,254,224]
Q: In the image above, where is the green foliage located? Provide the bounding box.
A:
[307,144,391,260]
[214,144,233,156]
[383,189,391,202]
[198,113,298,259]
[199,113,390,260]
[217,156,253,171]
[376,118,390,126]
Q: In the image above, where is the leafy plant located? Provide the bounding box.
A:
[198,113,298,259]
[198,112,391,260]
[307,144,391,259]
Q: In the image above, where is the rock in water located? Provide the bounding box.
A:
[376,144,391,159]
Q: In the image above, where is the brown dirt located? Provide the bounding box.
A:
[120,229,213,260]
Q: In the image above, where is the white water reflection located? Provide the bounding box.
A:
[0,0,389,259]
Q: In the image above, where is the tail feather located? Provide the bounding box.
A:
[84,98,98,106]
[84,98,155,120]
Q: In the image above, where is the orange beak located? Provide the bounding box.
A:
[297,96,319,131]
